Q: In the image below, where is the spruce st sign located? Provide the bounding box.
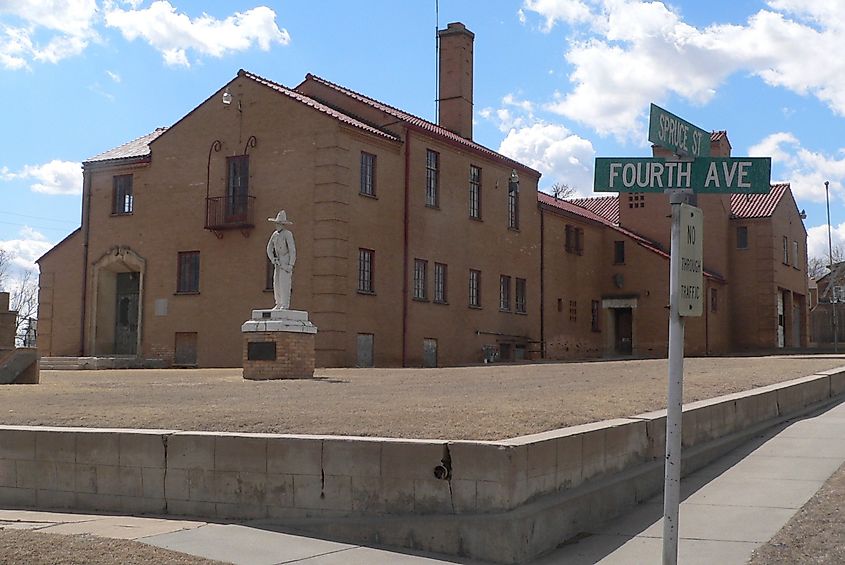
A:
[648,103,711,158]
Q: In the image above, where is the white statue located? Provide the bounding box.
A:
[266,211,297,309]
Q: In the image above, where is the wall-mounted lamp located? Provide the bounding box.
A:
[508,169,519,194]
[800,209,807,220]
[222,88,232,105]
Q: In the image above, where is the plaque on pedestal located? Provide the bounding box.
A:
[241,309,317,380]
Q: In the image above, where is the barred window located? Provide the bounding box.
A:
[515,278,526,314]
[591,300,600,331]
[112,174,133,215]
[177,251,200,294]
[499,275,511,311]
[569,300,577,322]
[469,269,481,308]
[360,152,376,196]
[469,165,481,219]
[358,248,374,293]
[425,149,439,208]
[434,262,447,303]
[414,259,428,300]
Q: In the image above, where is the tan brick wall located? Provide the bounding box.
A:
[242,331,315,380]
[37,230,84,356]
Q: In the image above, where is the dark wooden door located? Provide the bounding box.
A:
[615,308,633,355]
[114,272,139,355]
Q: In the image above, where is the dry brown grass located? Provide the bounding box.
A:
[0,355,842,440]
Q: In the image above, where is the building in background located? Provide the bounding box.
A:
[37,23,810,368]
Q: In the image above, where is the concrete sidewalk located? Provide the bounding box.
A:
[1,398,843,564]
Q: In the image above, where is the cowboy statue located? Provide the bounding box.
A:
[266,211,297,310]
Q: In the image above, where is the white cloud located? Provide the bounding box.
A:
[106,69,121,82]
[479,92,538,132]
[0,0,98,69]
[521,0,845,140]
[103,1,291,67]
[807,223,845,264]
[0,227,53,274]
[498,122,596,195]
[2,160,82,195]
[749,132,845,204]
[522,0,593,31]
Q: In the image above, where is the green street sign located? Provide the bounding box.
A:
[594,157,772,194]
[648,103,711,158]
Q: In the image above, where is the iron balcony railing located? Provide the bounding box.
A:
[205,195,256,231]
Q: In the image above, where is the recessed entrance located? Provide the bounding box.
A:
[89,247,146,356]
[614,308,633,355]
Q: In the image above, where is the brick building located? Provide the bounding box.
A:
[37,22,809,368]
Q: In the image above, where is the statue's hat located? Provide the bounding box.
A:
[268,210,293,225]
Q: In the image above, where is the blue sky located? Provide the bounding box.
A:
[2,0,845,277]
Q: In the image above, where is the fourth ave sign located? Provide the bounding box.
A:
[594,157,772,193]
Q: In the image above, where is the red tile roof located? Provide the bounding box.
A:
[730,183,789,219]
[86,127,168,164]
[301,74,540,177]
[568,196,620,225]
[242,70,400,142]
[538,192,726,282]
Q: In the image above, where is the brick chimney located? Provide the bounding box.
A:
[438,22,474,139]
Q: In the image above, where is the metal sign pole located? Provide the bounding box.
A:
[663,191,687,564]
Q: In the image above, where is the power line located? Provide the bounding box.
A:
[0,210,77,225]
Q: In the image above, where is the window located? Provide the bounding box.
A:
[792,241,799,268]
[515,278,526,313]
[591,300,600,331]
[614,241,625,264]
[565,225,584,255]
[358,248,375,293]
[360,152,376,196]
[469,165,481,219]
[711,288,718,312]
[557,298,563,312]
[112,174,133,215]
[508,188,519,229]
[783,236,789,265]
[414,259,428,300]
[226,156,249,218]
[177,251,200,294]
[425,149,439,207]
[569,300,577,322]
[434,263,447,303]
[469,269,481,308]
[737,226,748,249]
[499,275,511,311]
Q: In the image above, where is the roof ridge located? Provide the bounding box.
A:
[307,73,423,123]
[242,70,400,142]
[305,73,541,176]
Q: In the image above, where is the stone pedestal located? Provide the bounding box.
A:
[241,309,317,380]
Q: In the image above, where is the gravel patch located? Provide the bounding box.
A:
[0,355,842,440]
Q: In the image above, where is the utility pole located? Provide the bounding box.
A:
[826,180,837,353]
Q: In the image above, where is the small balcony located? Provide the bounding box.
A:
[205,195,256,236]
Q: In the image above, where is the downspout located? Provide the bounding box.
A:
[704,281,710,355]
[79,167,92,356]
[539,207,545,358]
[402,127,411,367]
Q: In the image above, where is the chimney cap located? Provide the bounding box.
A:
[438,21,474,39]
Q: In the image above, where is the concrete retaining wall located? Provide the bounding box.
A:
[1,368,843,563]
